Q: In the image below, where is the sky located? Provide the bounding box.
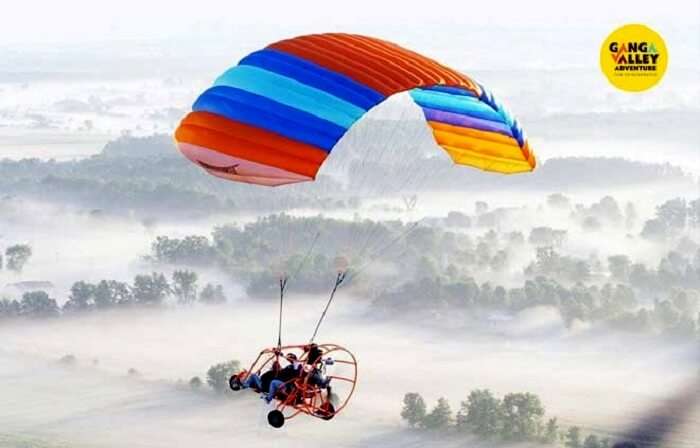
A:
[1,0,698,46]
[0,0,698,164]
[0,0,700,62]
[1,0,698,87]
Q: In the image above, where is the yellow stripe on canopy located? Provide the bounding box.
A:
[441,144,535,174]
[427,121,518,145]
[426,120,535,173]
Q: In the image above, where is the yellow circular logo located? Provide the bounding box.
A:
[600,24,668,92]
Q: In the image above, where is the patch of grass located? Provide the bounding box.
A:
[0,433,75,448]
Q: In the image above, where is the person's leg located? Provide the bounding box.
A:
[266,379,284,403]
[243,373,262,390]
[309,371,330,388]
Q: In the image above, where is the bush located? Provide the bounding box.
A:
[199,283,226,305]
[189,376,203,390]
[457,389,503,437]
[57,354,77,366]
[206,360,241,394]
[422,397,452,430]
[400,393,427,428]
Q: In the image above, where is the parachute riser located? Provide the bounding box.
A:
[310,271,347,343]
[277,275,288,349]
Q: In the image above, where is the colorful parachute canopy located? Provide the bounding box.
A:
[175,33,536,186]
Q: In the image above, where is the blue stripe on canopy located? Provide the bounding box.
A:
[410,89,504,123]
[476,83,525,146]
[420,85,477,98]
[193,86,345,151]
[239,49,385,110]
[421,107,513,136]
[214,65,364,128]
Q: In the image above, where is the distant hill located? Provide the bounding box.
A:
[4,281,54,293]
[100,133,176,159]
[527,109,700,142]
[0,132,695,218]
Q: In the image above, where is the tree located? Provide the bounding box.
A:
[206,360,240,394]
[199,283,226,305]
[608,255,631,282]
[592,196,623,224]
[446,211,471,227]
[457,389,503,437]
[533,246,560,276]
[652,299,680,331]
[581,216,601,232]
[529,227,567,247]
[543,417,559,444]
[565,426,582,448]
[475,201,489,215]
[547,193,571,210]
[0,298,21,318]
[64,281,96,311]
[641,218,668,241]
[572,260,592,282]
[94,280,132,308]
[629,263,655,290]
[20,291,59,317]
[151,236,180,263]
[422,397,452,430]
[401,393,427,428]
[490,250,508,272]
[688,198,700,228]
[612,285,636,310]
[501,392,545,441]
[656,198,686,232]
[669,288,698,316]
[415,256,438,280]
[151,235,212,265]
[5,244,32,272]
[172,270,198,305]
[58,354,77,366]
[445,264,459,280]
[132,273,170,305]
[583,434,602,448]
[189,376,203,390]
[508,231,525,245]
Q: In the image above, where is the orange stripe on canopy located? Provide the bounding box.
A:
[175,114,327,178]
[177,111,329,165]
[269,33,480,97]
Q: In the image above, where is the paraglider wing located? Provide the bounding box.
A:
[174,33,536,186]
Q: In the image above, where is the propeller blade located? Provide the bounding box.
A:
[613,374,700,448]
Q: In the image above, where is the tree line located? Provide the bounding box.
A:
[143,207,699,340]
[374,275,699,340]
[401,390,611,447]
[0,270,227,319]
[145,196,699,295]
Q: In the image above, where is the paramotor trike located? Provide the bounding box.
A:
[229,343,358,428]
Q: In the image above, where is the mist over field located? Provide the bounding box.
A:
[2,1,700,447]
[2,160,699,447]
[1,297,698,448]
